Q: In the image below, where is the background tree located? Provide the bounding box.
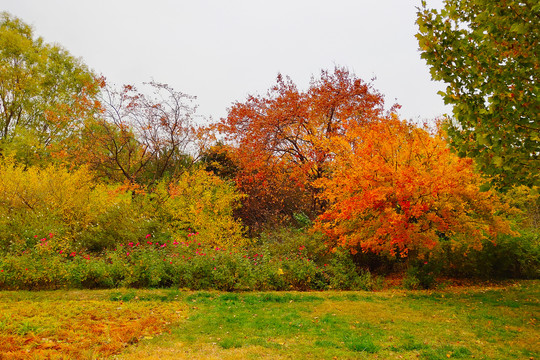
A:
[218,68,388,231]
[416,0,539,190]
[77,81,198,185]
[199,142,239,180]
[315,116,513,260]
[0,12,100,165]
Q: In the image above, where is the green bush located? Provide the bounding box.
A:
[0,248,72,290]
[76,200,157,253]
[324,248,382,290]
[403,259,440,290]
[0,231,380,291]
[258,227,329,264]
[76,257,119,289]
[441,229,539,279]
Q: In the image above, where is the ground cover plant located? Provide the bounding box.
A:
[0,290,186,359]
[0,281,537,359]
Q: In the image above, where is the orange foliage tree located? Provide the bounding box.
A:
[315,116,513,259]
[45,78,103,164]
[218,67,389,231]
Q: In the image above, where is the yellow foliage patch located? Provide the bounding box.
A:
[163,169,248,248]
[0,291,185,359]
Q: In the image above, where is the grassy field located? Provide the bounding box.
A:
[0,281,538,360]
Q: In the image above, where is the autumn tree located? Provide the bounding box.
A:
[315,116,513,260]
[78,81,198,185]
[218,67,388,230]
[416,0,539,190]
[0,12,100,164]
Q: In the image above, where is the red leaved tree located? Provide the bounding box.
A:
[218,67,389,231]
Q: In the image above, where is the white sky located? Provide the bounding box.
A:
[3,0,450,123]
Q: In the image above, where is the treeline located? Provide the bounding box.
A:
[0,12,538,288]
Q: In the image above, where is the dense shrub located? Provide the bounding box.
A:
[0,158,120,253]
[441,230,539,279]
[435,186,539,281]
[402,258,441,289]
[0,160,247,254]
[157,168,248,248]
[258,226,329,264]
[0,231,381,291]
[324,248,382,290]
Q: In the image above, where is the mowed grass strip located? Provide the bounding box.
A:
[0,281,538,360]
[117,281,539,360]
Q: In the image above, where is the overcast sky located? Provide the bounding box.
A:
[3,0,450,123]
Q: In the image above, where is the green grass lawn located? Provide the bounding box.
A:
[1,281,538,359]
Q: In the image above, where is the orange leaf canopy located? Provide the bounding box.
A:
[316,117,512,258]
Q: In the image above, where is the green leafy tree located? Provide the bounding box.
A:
[416,0,539,190]
[0,12,99,164]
